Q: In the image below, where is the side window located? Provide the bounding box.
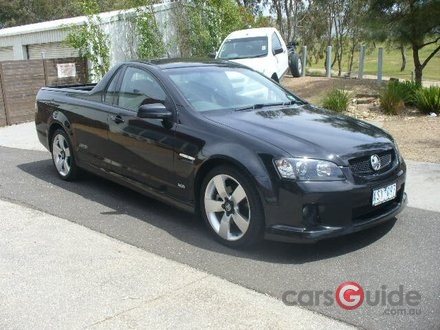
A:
[272,33,282,53]
[103,72,119,105]
[118,67,166,112]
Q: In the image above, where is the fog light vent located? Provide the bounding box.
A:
[302,204,319,226]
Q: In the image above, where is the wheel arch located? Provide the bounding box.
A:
[48,123,82,181]
[193,155,272,216]
[48,122,65,151]
[47,111,73,151]
[196,156,269,246]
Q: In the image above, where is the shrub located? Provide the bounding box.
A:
[395,81,421,106]
[380,82,406,115]
[413,86,440,114]
[322,89,350,112]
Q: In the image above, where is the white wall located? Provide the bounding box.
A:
[0,2,178,65]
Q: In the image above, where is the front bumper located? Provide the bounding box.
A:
[265,192,407,243]
[263,164,407,243]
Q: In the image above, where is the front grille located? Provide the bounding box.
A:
[349,150,395,176]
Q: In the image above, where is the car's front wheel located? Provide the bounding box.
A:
[51,129,81,181]
[200,166,264,247]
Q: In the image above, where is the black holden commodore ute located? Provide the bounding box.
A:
[35,59,407,247]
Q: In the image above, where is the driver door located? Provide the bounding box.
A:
[106,66,178,196]
[272,31,288,78]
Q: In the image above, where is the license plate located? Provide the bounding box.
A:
[372,183,397,206]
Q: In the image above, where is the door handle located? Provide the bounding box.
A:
[110,114,124,124]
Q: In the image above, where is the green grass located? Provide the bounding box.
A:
[307,44,440,81]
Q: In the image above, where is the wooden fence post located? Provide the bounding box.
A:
[0,63,10,126]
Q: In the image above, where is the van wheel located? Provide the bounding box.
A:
[289,53,302,77]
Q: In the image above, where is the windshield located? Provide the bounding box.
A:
[217,36,268,60]
[165,66,301,113]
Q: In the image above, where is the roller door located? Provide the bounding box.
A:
[0,47,14,61]
[28,42,79,59]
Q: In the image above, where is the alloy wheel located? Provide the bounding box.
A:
[52,133,72,177]
[204,174,251,241]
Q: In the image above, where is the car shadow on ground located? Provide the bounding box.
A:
[18,158,397,265]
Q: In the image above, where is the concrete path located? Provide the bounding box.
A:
[405,160,440,213]
[0,122,45,151]
[0,123,357,328]
[0,199,354,329]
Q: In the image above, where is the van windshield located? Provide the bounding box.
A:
[218,36,268,60]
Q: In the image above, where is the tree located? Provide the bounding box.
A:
[65,0,110,81]
[285,0,305,42]
[368,0,440,84]
[0,0,81,27]
[0,0,129,27]
[298,0,369,76]
[235,0,268,14]
[298,0,329,65]
[133,4,166,59]
[330,0,349,76]
[341,0,369,76]
[0,0,20,27]
[172,0,253,57]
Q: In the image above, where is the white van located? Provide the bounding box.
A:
[216,27,289,82]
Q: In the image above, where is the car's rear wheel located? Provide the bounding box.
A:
[200,166,264,247]
[51,129,80,181]
[289,53,302,77]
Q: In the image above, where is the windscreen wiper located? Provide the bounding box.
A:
[235,101,301,112]
[235,103,273,112]
[246,53,268,58]
[283,99,304,106]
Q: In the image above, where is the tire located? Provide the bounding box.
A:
[289,53,302,77]
[200,166,264,247]
[51,129,81,181]
[271,74,279,83]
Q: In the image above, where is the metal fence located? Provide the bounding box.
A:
[0,57,87,127]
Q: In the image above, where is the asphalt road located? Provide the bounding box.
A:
[1,146,439,330]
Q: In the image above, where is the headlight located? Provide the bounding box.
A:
[274,158,345,181]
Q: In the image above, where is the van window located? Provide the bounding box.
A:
[272,33,283,53]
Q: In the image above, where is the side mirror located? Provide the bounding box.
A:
[137,103,172,119]
[208,51,217,59]
[273,47,284,55]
